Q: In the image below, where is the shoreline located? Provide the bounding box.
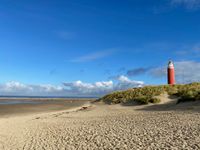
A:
[0,97,97,101]
[1,101,200,149]
[0,99,93,117]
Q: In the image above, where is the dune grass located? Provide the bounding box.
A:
[98,83,200,105]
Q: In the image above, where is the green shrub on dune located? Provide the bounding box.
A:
[134,96,161,104]
[99,82,200,105]
[149,97,161,104]
[99,86,165,104]
[176,83,200,103]
[163,85,179,95]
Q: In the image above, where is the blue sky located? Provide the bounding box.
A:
[1,0,200,96]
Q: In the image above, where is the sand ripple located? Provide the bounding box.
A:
[0,104,200,149]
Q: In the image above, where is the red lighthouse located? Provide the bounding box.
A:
[167,60,175,85]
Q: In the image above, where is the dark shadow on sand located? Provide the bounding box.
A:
[135,101,200,112]
[121,101,141,106]
[120,95,200,113]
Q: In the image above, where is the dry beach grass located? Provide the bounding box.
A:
[0,98,200,150]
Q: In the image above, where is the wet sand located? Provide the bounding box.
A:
[0,99,93,117]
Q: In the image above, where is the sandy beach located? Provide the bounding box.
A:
[0,100,200,150]
[0,99,92,117]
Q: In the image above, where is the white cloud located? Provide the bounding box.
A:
[0,76,144,97]
[171,0,200,9]
[114,75,144,90]
[0,81,65,96]
[70,49,117,62]
[63,80,114,95]
[63,75,144,96]
[150,61,200,83]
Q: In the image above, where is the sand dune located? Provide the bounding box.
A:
[0,101,200,149]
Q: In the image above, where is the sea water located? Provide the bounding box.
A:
[0,100,41,105]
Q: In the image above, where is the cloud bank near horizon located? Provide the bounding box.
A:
[1,61,200,97]
[150,61,200,83]
[0,81,64,96]
[126,60,200,84]
[0,76,144,97]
